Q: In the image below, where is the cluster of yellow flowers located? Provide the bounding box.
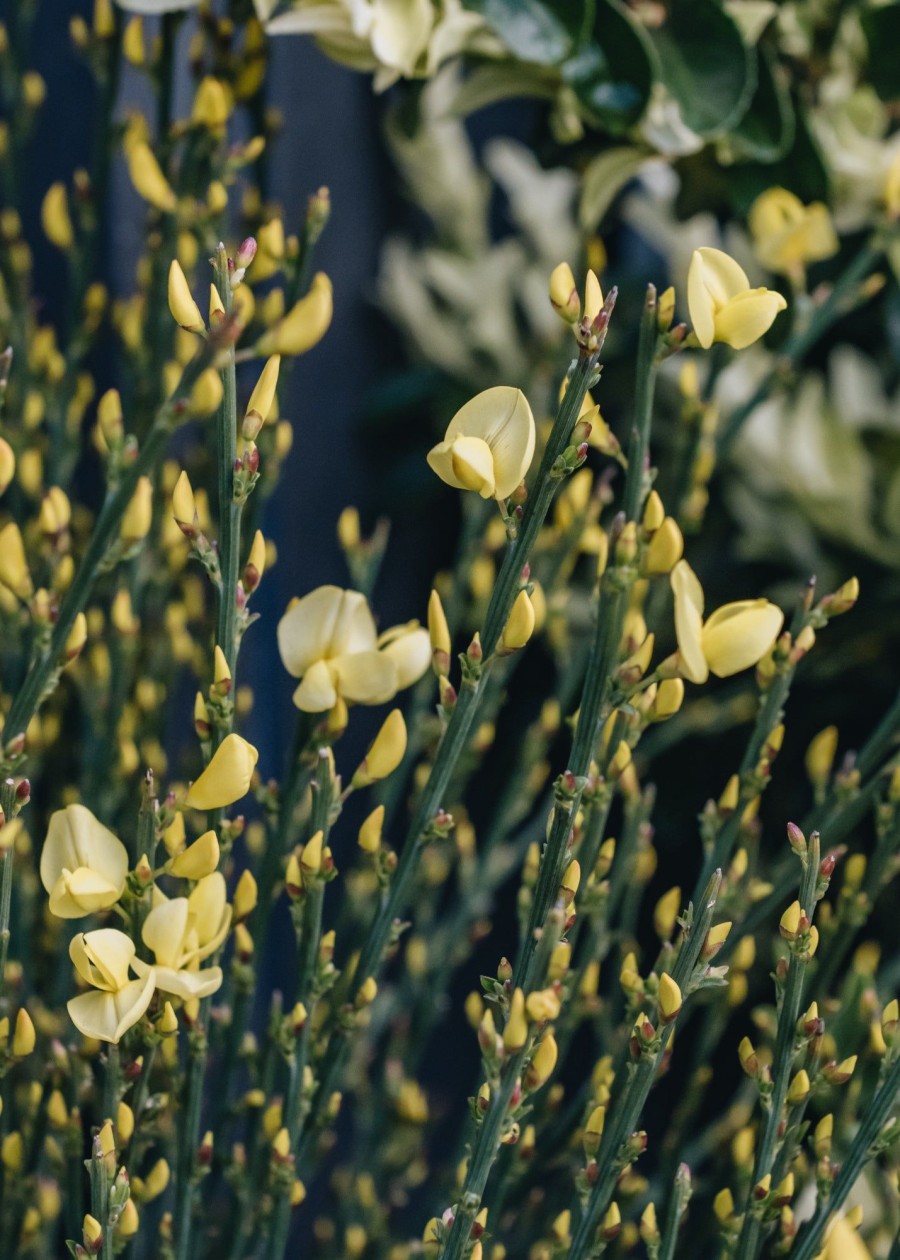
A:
[0,6,897,1259]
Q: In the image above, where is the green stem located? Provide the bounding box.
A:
[733,833,821,1260]
[174,254,239,1260]
[513,289,658,993]
[297,323,616,1161]
[1,345,216,765]
[717,239,883,456]
[790,1054,900,1260]
[567,873,722,1258]
[0,848,13,1003]
[657,1164,691,1260]
[264,882,325,1258]
[173,1034,207,1260]
[213,249,241,679]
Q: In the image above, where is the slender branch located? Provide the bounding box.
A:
[567,873,723,1258]
[296,312,617,1161]
[790,1054,900,1260]
[733,833,821,1260]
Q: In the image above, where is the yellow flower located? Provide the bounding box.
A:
[501,590,536,652]
[427,386,535,501]
[0,522,33,599]
[41,182,74,250]
[67,929,156,1044]
[40,803,129,918]
[168,829,220,881]
[670,560,784,684]
[687,247,787,350]
[658,973,682,1023]
[126,141,176,213]
[352,709,407,786]
[168,260,204,333]
[140,873,230,1000]
[748,188,838,275]
[819,1215,871,1260]
[256,273,333,356]
[277,585,429,712]
[184,733,259,810]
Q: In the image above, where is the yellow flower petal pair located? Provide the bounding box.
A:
[748,188,838,275]
[427,386,536,501]
[40,804,129,919]
[687,247,787,350]
[141,873,230,1000]
[277,586,430,713]
[67,929,155,1044]
[671,560,784,684]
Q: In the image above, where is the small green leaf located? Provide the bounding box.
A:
[579,146,648,231]
[650,0,755,136]
[467,0,593,65]
[861,4,900,101]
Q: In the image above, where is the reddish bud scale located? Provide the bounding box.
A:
[786,822,805,852]
[820,854,836,878]
[15,779,30,804]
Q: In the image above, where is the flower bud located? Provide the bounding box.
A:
[120,476,153,545]
[549,262,580,323]
[500,589,535,652]
[658,973,682,1023]
[787,1069,810,1105]
[357,805,384,854]
[167,260,204,332]
[503,988,527,1052]
[352,710,407,787]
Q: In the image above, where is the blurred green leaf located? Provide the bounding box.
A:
[861,4,900,101]
[728,45,795,162]
[448,63,559,117]
[649,0,755,136]
[726,104,828,214]
[579,146,648,230]
[562,0,655,133]
[467,0,594,65]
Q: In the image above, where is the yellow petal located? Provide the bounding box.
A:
[714,289,787,350]
[331,651,398,705]
[276,586,374,677]
[184,734,259,810]
[701,599,784,677]
[292,660,339,712]
[445,387,535,500]
[169,830,220,881]
[426,439,468,491]
[822,1216,871,1260]
[67,972,155,1044]
[687,247,751,349]
[151,964,223,1002]
[449,435,496,497]
[41,804,128,917]
[670,560,708,684]
[142,898,189,969]
[189,873,231,955]
[379,626,431,690]
[50,868,121,918]
[70,929,136,993]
